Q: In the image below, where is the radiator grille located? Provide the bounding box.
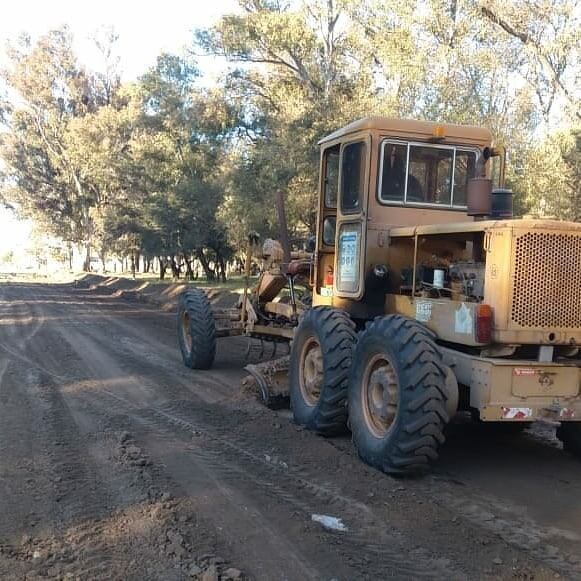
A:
[512,231,581,328]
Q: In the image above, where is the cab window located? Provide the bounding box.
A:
[408,145,453,205]
[323,146,340,208]
[378,140,477,208]
[380,143,407,201]
[341,141,366,213]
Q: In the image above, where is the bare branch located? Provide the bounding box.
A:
[481,4,580,120]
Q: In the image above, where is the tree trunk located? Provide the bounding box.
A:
[217,253,227,283]
[170,255,181,279]
[83,242,91,272]
[158,256,167,280]
[100,249,107,273]
[197,249,214,280]
[183,254,194,281]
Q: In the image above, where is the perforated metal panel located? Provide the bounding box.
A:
[511,231,581,329]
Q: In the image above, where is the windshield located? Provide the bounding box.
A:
[379,141,477,207]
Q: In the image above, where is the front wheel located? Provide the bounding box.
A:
[348,315,449,476]
[178,289,216,370]
[289,308,356,435]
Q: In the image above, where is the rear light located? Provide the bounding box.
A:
[476,304,493,344]
[324,269,334,287]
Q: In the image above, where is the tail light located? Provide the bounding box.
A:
[476,304,493,344]
[324,269,334,287]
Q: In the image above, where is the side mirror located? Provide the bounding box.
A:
[305,236,316,253]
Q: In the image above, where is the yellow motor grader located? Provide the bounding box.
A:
[178,117,581,475]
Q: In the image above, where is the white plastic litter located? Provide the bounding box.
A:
[311,514,348,532]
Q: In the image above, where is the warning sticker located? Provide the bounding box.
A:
[415,300,432,323]
[502,407,533,419]
[454,303,473,335]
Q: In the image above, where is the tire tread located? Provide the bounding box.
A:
[178,289,216,370]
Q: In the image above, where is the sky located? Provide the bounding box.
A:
[0,0,239,81]
[0,0,239,252]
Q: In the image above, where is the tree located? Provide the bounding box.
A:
[480,0,580,121]
[200,0,579,233]
[0,27,118,269]
[198,0,381,242]
[511,128,581,221]
[126,54,237,279]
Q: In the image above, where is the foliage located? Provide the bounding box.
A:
[0,2,579,278]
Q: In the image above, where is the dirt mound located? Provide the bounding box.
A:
[74,274,237,312]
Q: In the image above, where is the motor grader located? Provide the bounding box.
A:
[178,117,581,475]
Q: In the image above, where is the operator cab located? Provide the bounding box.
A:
[313,117,502,317]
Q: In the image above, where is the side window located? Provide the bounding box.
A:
[379,142,407,201]
[322,216,336,246]
[324,146,340,208]
[341,141,366,213]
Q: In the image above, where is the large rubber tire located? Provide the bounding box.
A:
[557,423,581,458]
[289,307,356,435]
[177,289,216,370]
[348,315,449,476]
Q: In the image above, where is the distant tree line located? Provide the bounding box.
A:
[0,1,579,278]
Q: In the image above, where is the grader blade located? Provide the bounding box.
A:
[243,355,290,409]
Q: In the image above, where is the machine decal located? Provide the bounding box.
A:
[513,368,536,376]
[454,303,473,334]
[415,300,432,323]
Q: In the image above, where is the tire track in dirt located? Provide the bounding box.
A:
[3,282,575,579]
[80,289,581,579]
[93,387,465,580]
[60,283,578,578]
[34,290,460,578]
[0,283,248,580]
[38,301,336,580]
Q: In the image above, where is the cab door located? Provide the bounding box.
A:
[313,144,340,305]
[334,136,371,301]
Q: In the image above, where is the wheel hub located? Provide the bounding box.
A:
[363,355,398,437]
[181,312,192,352]
[299,338,323,406]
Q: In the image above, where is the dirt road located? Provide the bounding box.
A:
[0,281,580,580]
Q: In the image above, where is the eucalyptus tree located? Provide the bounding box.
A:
[0,27,120,269]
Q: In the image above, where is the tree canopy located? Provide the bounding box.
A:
[0,1,579,276]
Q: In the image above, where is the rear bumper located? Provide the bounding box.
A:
[442,348,581,421]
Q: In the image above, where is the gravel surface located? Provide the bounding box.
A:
[0,281,580,580]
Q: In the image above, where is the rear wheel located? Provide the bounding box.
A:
[178,289,216,370]
[348,315,449,476]
[557,423,581,458]
[289,308,356,435]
